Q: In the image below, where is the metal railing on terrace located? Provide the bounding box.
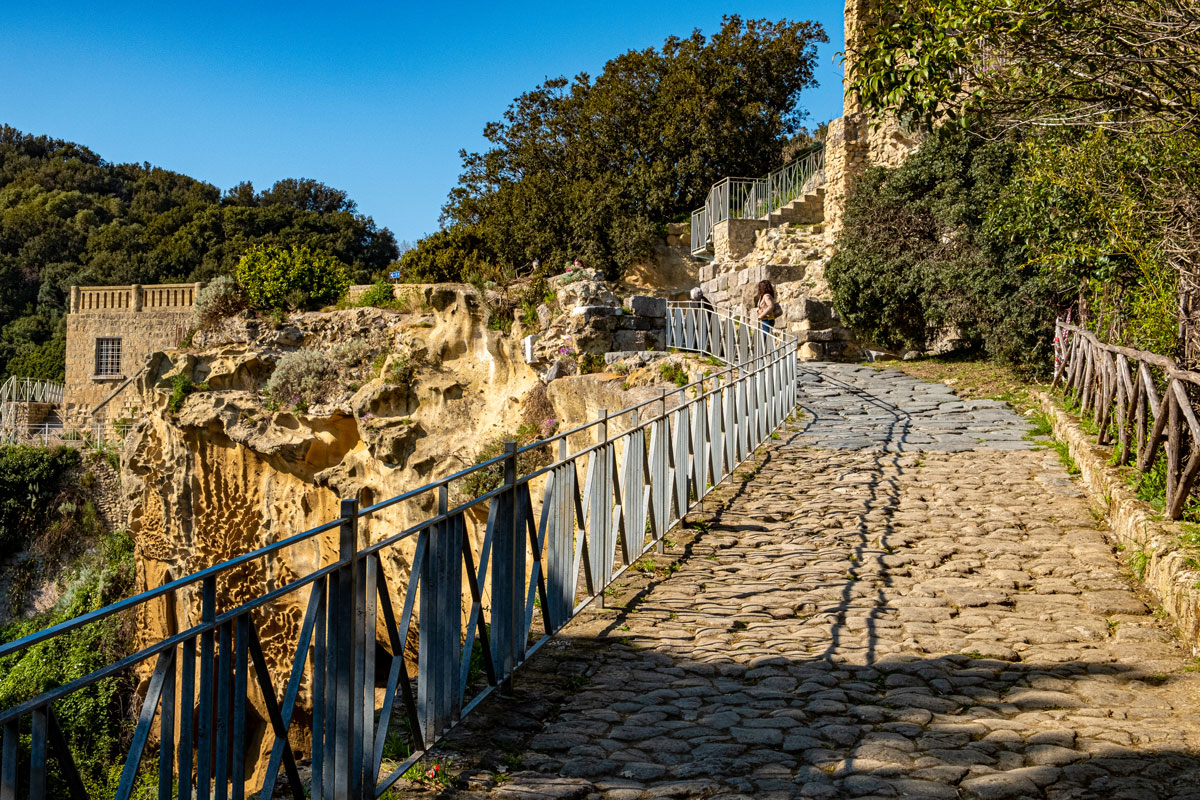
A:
[0,377,66,444]
[690,143,825,257]
[0,377,64,406]
[0,302,798,800]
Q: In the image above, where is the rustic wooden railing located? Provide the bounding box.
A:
[1052,319,1200,519]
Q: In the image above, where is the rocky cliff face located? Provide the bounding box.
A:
[118,283,690,780]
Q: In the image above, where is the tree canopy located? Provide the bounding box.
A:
[849,0,1200,133]
[406,15,826,281]
[0,125,399,380]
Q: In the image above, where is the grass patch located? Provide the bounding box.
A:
[658,361,689,388]
[1050,439,1080,475]
[1128,548,1150,580]
[1026,411,1053,438]
[579,353,606,375]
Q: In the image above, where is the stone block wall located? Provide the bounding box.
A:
[664,222,691,249]
[67,458,130,532]
[712,219,767,261]
[65,284,199,424]
[822,115,865,238]
[819,0,925,238]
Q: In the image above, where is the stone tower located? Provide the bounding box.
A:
[822,0,923,236]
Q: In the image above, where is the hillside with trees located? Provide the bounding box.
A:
[0,126,400,380]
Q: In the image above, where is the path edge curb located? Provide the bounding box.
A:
[1036,389,1200,655]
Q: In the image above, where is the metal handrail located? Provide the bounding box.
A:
[0,302,799,800]
[0,376,67,443]
[0,376,65,405]
[690,143,825,256]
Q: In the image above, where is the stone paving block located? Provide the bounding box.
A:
[422,364,1200,800]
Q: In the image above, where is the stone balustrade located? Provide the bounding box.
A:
[71,283,202,314]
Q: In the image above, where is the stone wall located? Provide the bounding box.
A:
[67,456,130,532]
[9,402,54,432]
[65,284,199,424]
[820,0,925,238]
[698,225,862,361]
[712,219,767,261]
[821,115,864,238]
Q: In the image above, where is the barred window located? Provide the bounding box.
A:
[95,337,122,376]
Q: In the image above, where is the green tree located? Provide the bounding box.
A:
[437,15,826,279]
[848,0,1200,133]
[827,126,1068,372]
[0,125,400,377]
[990,129,1194,357]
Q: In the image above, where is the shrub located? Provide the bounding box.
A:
[356,278,399,308]
[457,428,551,501]
[193,275,246,329]
[398,227,489,283]
[264,349,341,409]
[0,528,137,797]
[166,373,208,414]
[990,128,1192,359]
[826,127,1075,374]
[236,244,351,311]
[659,361,689,388]
[828,127,1023,354]
[0,445,80,560]
[384,352,418,392]
[580,353,606,374]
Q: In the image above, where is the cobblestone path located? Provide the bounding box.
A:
[417,365,1200,800]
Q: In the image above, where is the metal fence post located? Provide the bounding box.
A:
[589,412,613,603]
[419,486,463,740]
[332,498,360,799]
[491,441,523,693]
[547,437,574,630]
[196,575,216,800]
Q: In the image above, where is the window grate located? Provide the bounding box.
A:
[95,337,122,376]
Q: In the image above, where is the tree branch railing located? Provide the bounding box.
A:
[1052,318,1200,519]
[0,302,798,800]
[690,143,825,256]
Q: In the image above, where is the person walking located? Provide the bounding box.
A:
[690,286,714,313]
[755,280,781,334]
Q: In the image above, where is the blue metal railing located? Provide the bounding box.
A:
[0,302,798,800]
[690,143,825,256]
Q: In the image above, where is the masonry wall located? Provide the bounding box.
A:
[821,0,925,238]
[65,284,199,424]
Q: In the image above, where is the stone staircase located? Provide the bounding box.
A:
[698,212,861,361]
[766,187,825,228]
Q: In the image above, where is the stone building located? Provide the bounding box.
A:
[64,283,200,427]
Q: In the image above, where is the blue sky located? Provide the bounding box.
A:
[0,1,846,245]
